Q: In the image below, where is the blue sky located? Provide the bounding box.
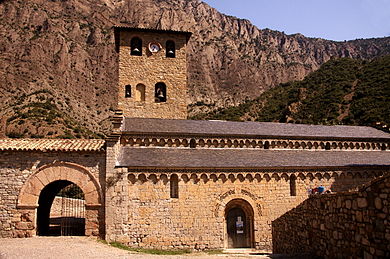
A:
[202,0,390,41]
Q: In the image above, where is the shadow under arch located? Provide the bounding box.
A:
[37,180,85,236]
[225,198,255,248]
[17,161,103,237]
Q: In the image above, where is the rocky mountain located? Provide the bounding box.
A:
[193,56,390,133]
[1,0,389,138]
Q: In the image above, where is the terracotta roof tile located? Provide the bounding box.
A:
[0,139,105,152]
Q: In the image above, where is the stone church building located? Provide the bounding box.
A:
[0,27,389,251]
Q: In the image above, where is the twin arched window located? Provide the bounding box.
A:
[130,37,142,56]
[130,37,176,58]
[124,82,167,103]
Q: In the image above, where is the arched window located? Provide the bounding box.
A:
[155,82,167,103]
[135,84,145,102]
[290,175,296,196]
[166,40,175,58]
[125,85,131,98]
[170,174,179,198]
[130,37,142,56]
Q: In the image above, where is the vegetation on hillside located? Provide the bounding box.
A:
[4,90,104,139]
[191,56,390,132]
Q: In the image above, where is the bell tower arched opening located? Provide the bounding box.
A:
[225,199,254,248]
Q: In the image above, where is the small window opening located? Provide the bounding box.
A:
[166,40,176,58]
[190,139,196,148]
[325,142,331,150]
[170,174,179,198]
[135,84,145,102]
[131,37,142,56]
[155,82,167,103]
[125,85,131,98]
[290,175,296,196]
[264,141,270,149]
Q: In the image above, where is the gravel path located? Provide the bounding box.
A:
[0,237,277,259]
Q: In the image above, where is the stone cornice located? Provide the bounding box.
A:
[119,134,389,151]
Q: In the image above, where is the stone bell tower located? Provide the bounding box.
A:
[114,26,191,119]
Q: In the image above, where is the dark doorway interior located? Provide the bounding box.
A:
[225,199,254,248]
[37,180,85,236]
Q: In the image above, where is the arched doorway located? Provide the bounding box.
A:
[17,162,103,237]
[225,199,254,248]
[37,180,85,236]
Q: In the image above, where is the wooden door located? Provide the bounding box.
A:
[227,207,250,248]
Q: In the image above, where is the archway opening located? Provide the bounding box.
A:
[225,199,254,248]
[155,82,167,102]
[37,180,85,236]
[136,84,146,102]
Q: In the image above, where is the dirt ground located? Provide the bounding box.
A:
[0,237,286,259]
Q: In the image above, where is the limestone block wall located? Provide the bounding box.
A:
[272,173,390,258]
[0,151,105,238]
[105,169,383,251]
[117,30,188,119]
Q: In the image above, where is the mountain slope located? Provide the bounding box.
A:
[1,0,390,138]
[192,55,390,132]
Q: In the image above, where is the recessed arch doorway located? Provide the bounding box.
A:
[225,199,254,248]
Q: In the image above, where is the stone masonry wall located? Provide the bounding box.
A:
[105,169,383,251]
[272,173,390,258]
[0,151,105,238]
[118,31,188,119]
[50,196,85,218]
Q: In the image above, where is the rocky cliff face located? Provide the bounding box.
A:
[1,0,389,137]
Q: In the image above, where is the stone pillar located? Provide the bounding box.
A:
[13,207,36,237]
[85,205,101,236]
[105,110,129,242]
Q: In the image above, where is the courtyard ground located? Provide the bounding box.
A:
[0,237,302,259]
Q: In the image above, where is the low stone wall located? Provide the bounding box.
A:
[272,174,390,258]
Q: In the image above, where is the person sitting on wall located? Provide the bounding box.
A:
[308,186,327,195]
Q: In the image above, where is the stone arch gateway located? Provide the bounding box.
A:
[17,162,103,237]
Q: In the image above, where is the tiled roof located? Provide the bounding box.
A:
[0,139,105,152]
[122,118,390,141]
[117,147,390,169]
